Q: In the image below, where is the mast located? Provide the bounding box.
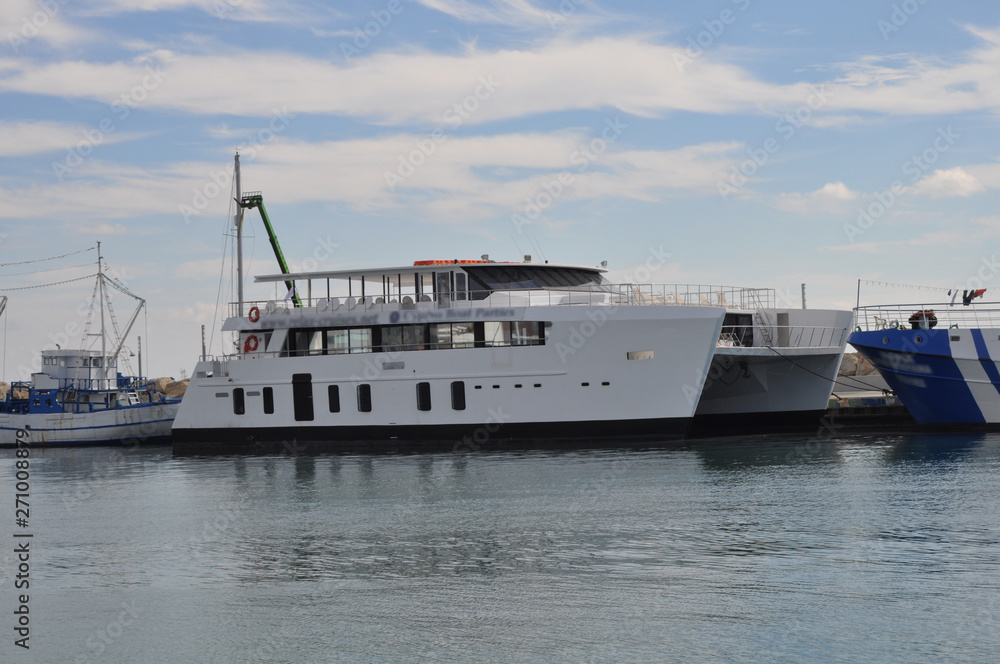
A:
[235,152,244,315]
[97,241,108,388]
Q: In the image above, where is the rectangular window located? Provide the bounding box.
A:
[452,322,475,348]
[416,382,431,411]
[512,321,542,346]
[484,321,510,347]
[292,330,311,356]
[292,373,314,421]
[263,387,274,414]
[328,385,340,413]
[430,323,452,349]
[382,326,403,352]
[402,324,427,351]
[308,330,324,355]
[451,381,466,410]
[436,272,451,308]
[327,329,349,354]
[349,328,372,353]
[455,272,467,301]
[233,388,245,415]
[357,384,372,413]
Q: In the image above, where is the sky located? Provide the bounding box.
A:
[1,0,1000,380]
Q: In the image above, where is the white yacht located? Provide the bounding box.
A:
[172,259,729,454]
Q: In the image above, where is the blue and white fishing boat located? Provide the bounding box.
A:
[850,290,1000,425]
[0,245,179,446]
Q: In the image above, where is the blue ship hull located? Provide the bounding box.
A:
[849,327,1000,424]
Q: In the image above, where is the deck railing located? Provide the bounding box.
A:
[718,325,848,349]
[229,284,777,319]
[855,301,1000,331]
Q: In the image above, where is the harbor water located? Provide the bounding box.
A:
[2,434,999,663]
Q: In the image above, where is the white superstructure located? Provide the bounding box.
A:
[172,260,728,454]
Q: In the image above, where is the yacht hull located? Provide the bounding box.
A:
[173,305,725,454]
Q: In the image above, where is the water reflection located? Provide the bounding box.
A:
[3,434,1000,663]
[881,432,998,464]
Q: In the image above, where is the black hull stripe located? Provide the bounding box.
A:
[171,417,692,455]
[689,409,827,437]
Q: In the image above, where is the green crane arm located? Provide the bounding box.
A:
[239,191,302,308]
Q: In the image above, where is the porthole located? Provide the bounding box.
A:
[914,335,923,344]
[882,337,889,344]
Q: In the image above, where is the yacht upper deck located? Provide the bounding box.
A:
[230,260,776,318]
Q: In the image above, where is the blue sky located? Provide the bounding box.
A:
[1,0,1000,379]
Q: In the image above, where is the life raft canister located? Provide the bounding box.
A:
[908,309,937,330]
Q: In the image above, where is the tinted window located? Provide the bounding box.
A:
[451,381,466,410]
[328,385,340,413]
[465,265,602,297]
[416,382,431,411]
[357,384,372,413]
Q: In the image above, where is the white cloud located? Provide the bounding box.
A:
[0,38,860,123]
[72,222,130,235]
[0,121,143,157]
[1,24,999,124]
[1,0,90,49]
[775,181,859,214]
[172,257,224,280]
[83,0,313,24]
[0,134,742,225]
[828,28,1000,116]
[909,167,987,198]
[415,0,552,26]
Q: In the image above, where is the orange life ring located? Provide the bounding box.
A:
[244,335,258,353]
[248,306,260,323]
